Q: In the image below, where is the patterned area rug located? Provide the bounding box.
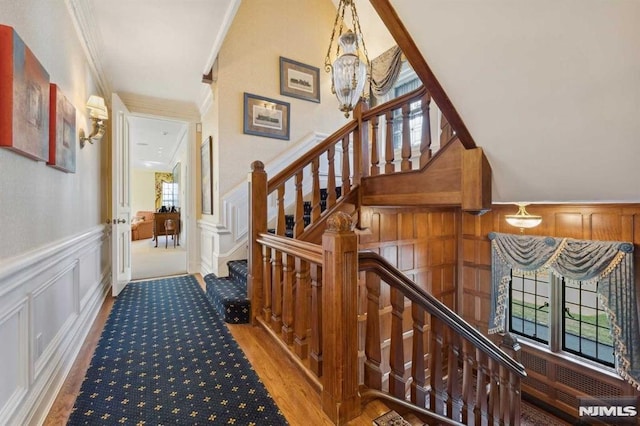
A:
[68,275,288,425]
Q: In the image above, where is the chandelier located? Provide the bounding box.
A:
[324,0,371,118]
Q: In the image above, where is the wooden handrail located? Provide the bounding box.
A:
[362,85,427,120]
[256,233,323,264]
[360,389,464,426]
[358,250,526,378]
[267,120,357,192]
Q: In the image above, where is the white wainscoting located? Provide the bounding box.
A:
[0,225,110,426]
[198,132,328,278]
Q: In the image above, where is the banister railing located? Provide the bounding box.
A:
[249,211,525,425]
[358,251,526,377]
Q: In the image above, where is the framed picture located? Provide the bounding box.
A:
[172,162,180,209]
[279,57,320,103]
[0,24,50,161]
[47,84,76,173]
[200,137,213,215]
[243,93,290,140]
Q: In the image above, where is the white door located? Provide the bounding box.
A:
[111,93,132,296]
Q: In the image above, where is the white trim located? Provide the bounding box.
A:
[64,0,112,98]
[199,87,214,118]
[0,227,110,425]
[201,0,241,75]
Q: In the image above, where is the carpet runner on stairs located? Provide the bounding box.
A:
[203,260,250,324]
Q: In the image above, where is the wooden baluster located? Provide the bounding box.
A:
[248,161,267,324]
[281,253,294,344]
[474,349,488,425]
[294,170,304,237]
[276,184,285,236]
[353,103,368,183]
[500,332,521,425]
[327,145,336,209]
[499,364,509,425]
[294,258,310,359]
[384,110,395,174]
[261,245,272,322]
[341,135,351,195]
[447,331,462,422]
[389,287,406,399]
[429,317,444,415]
[419,92,432,168]
[370,115,380,176]
[440,113,454,148]
[460,340,475,425]
[364,271,383,390]
[400,102,412,171]
[487,357,499,425]
[321,212,360,423]
[309,264,323,377]
[410,303,427,407]
[271,248,283,331]
[311,157,321,224]
[508,371,521,425]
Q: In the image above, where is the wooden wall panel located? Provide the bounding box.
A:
[460,203,640,417]
[358,206,458,391]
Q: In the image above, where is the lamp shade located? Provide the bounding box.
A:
[332,30,367,117]
[505,204,542,230]
[86,95,108,120]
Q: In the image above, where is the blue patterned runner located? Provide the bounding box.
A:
[68,275,288,425]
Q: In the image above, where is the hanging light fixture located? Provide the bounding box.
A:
[324,0,371,118]
[505,203,542,233]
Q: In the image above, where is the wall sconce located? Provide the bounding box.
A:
[79,95,108,148]
[505,203,542,233]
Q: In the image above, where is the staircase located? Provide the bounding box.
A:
[203,260,250,324]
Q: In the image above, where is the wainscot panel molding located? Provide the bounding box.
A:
[0,225,110,426]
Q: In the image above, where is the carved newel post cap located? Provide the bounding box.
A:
[326,211,353,233]
[251,161,265,172]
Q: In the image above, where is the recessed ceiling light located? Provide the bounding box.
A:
[161,131,169,136]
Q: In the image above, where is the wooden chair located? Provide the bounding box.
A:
[164,219,177,248]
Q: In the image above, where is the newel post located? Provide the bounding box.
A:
[248,161,267,325]
[321,212,360,424]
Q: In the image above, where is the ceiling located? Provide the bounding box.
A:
[77,0,239,170]
[78,0,391,171]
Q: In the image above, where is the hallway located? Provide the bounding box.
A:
[131,237,187,281]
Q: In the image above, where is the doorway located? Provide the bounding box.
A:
[129,114,190,280]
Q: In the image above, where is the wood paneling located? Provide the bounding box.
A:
[461,203,640,417]
[358,206,458,394]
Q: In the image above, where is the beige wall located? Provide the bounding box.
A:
[131,169,157,214]
[0,0,103,259]
[201,0,349,222]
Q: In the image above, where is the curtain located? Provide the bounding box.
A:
[370,45,404,98]
[488,232,640,389]
[154,172,173,210]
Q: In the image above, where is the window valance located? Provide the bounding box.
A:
[370,45,403,98]
[488,232,640,389]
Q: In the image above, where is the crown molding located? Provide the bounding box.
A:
[201,0,241,75]
[65,0,112,99]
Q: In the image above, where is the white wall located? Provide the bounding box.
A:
[391,0,640,203]
[0,1,109,424]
